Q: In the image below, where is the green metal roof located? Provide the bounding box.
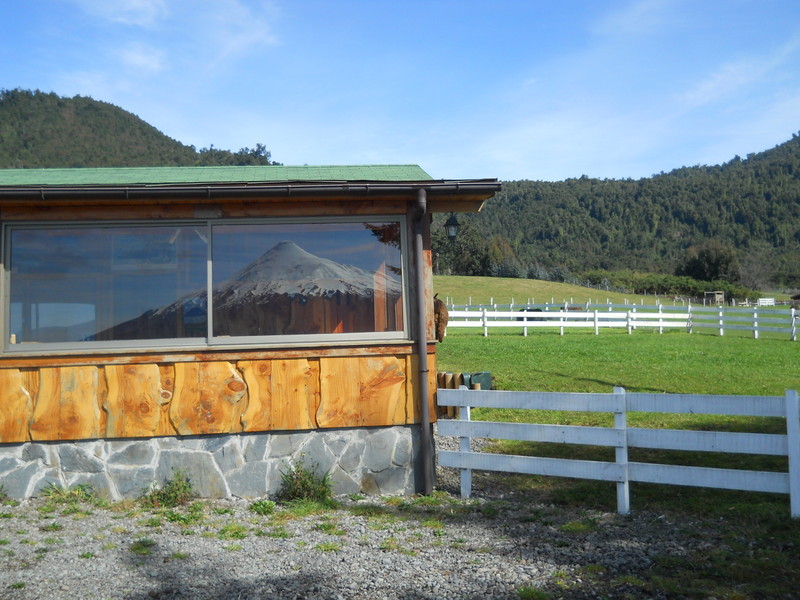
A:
[0,165,433,187]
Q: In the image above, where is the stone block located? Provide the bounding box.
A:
[242,434,269,462]
[2,462,41,497]
[157,450,228,498]
[213,440,245,473]
[59,444,105,473]
[364,428,397,473]
[328,465,360,496]
[226,462,269,499]
[297,435,337,477]
[21,443,49,464]
[338,439,366,473]
[109,465,157,499]
[107,441,157,466]
[266,433,306,458]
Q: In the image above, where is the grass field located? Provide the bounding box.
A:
[434,274,794,305]
[433,277,800,599]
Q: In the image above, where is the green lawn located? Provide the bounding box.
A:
[435,325,800,599]
[438,328,798,396]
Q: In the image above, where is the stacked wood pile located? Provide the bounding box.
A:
[436,371,490,417]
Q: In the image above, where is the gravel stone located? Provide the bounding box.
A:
[0,426,712,599]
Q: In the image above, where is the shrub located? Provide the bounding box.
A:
[276,459,334,505]
[140,469,195,508]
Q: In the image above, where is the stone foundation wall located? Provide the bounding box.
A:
[0,426,422,500]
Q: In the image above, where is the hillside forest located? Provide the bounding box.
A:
[0,89,275,168]
[2,89,799,300]
[433,135,800,299]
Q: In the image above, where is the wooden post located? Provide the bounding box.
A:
[753,307,759,340]
[458,385,473,499]
[786,390,800,518]
[614,386,630,515]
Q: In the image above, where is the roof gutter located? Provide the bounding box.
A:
[0,180,501,202]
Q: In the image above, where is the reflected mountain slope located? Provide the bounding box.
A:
[99,240,401,340]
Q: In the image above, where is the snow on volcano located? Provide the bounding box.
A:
[213,240,401,304]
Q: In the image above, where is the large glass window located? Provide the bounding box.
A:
[4,219,405,350]
[211,222,404,338]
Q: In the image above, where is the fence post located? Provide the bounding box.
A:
[458,385,473,499]
[594,310,599,335]
[482,308,488,337]
[626,311,633,335]
[792,308,797,342]
[753,307,759,340]
[658,304,664,335]
[784,390,800,518]
[614,386,630,515]
[687,304,693,334]
[719,307,725,337]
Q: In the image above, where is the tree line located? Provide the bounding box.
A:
[0,89,276,168]
[434,133,800,297]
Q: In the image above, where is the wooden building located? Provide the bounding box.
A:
[0,165,500,498]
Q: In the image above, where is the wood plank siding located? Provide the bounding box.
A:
[0,349,437,443]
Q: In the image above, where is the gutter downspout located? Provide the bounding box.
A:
[414,188,434,495]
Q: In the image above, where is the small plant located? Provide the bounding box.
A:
[130,538,156,556]
[164,503,204,525]
[517,586,550,600]
[141,517,163,528]
[263,526,292,538]
[249,499,276,516]
[218,523,248,540]
[140,469,195,508]
[315,541,341,552]
[559,518,598,534]
[313,522,346,536]
[276,458,334,505]
[169,551,189,560]
[79,552,95,559]
[10,582,25,590]
[39,522,63,532]
[224,544,243,551]
[42,482,95,503]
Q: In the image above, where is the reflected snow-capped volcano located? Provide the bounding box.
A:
[97,240,402,340]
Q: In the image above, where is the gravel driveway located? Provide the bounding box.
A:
[0,432,711,600]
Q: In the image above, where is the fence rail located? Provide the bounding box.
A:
[437,387,800,517]
[445,304,798,340]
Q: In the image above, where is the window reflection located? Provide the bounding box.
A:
[211,222,404,336]
[9,227,207,343]
[7,220,405,346]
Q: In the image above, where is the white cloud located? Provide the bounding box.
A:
[591,0,678,38]
[69,0,169,27]
[119,43,166,73]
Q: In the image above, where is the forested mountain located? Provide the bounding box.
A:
[434,134,800,290]
[2,89,798,292]
[0,89,274,168]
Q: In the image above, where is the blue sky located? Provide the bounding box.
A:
[2,0,800,181]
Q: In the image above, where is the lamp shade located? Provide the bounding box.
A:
[444,214,459,242]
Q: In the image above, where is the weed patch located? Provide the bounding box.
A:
[140,469,195,508]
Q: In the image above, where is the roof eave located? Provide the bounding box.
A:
[0,179,502,212]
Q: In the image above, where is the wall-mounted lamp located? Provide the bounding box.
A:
[444,213,460,243]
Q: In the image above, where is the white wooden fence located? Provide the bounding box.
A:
[437,387,800,517]
[445,303,798,340]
